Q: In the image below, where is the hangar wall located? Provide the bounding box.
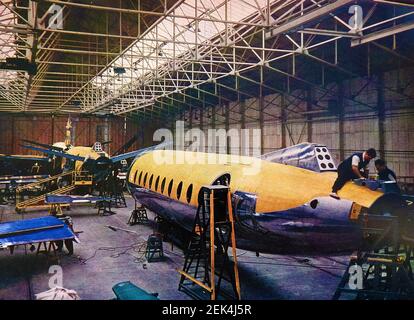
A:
[0,115,149,156]
[177,67,414,183]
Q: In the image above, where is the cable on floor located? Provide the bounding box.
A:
[76,240,148,265]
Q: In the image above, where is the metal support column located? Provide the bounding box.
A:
[377,73,386,160]
[306,87,313,142]
[281,93,286,149]
[338,82,345,161]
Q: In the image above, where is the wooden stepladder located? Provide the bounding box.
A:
[178,185,241,300]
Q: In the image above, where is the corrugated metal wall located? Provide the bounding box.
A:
[179,67,414,180]
[0,115,142,156]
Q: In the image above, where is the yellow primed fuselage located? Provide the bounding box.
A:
[128,150,383,213]
[63,146,109,172]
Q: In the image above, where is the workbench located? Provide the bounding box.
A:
[0,216,77,255]
[45,194,115,216]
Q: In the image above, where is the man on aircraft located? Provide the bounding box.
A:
[374,159,397,182]
[330,148,377,199]
[374,159,401,193]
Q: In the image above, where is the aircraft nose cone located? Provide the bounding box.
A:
[242,196,363,254]
[368,193,408,217]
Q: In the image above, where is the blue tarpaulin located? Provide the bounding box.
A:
[260,142,337,172]
[45,194,110,204]
[0,216,76,249]
[112,281,159,300]
[353,178,401,194]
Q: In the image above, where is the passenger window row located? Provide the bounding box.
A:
[133,168,193,204]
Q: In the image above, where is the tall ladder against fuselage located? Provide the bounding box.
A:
[178,185,241,300]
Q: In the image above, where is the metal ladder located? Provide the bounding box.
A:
[178,185,241,300]
[15,184,76,213]
[15,171,77,213]
[15,171,74,193]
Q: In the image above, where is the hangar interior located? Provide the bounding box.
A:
[0,0,414,300]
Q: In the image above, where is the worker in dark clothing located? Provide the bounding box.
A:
[374,159,401,194]
[374,159,397,182]
[330,148,377,199]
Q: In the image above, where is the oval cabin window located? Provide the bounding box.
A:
[155,176,160,191]
[149,174,153,189]
[168,179,174,197]
[138,171,143,185]
[177,182,183,200]
[161,178,166,194]
[186,184,193,203]
[143,173,148,186]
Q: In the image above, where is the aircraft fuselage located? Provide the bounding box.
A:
[126,150,398,254]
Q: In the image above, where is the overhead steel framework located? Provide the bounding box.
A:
[0,0,413,118]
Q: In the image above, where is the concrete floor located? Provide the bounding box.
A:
[0,196,350,300]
